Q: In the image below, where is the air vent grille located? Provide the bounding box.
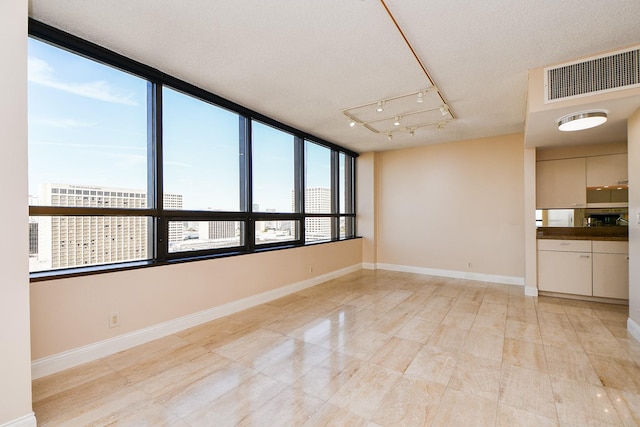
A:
[546,47,640,102]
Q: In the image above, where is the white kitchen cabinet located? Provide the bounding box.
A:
[536,158,586,209]
[538,246,592,295]
[538,239,629,299]
[592,241,629,299]
[586,154,628,187]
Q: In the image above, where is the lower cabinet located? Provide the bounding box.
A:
[538,246,592,295]
[537,239,628,299]
[592,241,629,299]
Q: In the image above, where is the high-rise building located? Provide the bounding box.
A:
[29,222,38,255]
[291,187,332,240]
[32,184,182,271]
[164,193,184,244]
[206,221,236,240]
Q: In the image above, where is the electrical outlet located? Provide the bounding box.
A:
[308,265,313,274]
[109,312,120,328]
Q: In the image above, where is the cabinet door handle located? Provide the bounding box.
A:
[579,255,590,258]
[559,242,570,246]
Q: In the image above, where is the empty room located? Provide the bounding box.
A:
[2,1,640,426]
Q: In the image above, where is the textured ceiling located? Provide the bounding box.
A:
[29,0,640,153]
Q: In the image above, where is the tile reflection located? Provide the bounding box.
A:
[32,270,636,427]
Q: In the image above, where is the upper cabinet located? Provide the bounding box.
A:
[537,152,628,209]
[586,154,628,187]
[536,158,586,209]
[586,154,628,206]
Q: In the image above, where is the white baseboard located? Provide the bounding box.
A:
[628,317,640,343]
[0,413,37,427]
[375,263,525,286]
[524,286,539,297]
[361,262,376,270]
[31,263,361,379]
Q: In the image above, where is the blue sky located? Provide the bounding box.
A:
[28,38,333,212]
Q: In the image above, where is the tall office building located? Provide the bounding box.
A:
[164,193,184,244]
[32,184,182,271]
[205,221,236,240]
[291,187,332,240]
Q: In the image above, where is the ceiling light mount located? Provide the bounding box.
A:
[558,110,608,132]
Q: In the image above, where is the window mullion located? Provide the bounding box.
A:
[295,136,305,242]
[149,82,166,260]
[243,118,255,252]
[331,151,339,240]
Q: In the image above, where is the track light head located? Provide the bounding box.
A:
[376,101,384,113]
[437,121,446,131]
[348,119,356,127]
[440,104,450,116]
[387,132,393,141]
[409,128,415,137]
[394,116,401,126]
[417,92,424,103]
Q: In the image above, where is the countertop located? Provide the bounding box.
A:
[536,226,628,241]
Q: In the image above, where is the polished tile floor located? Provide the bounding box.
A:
[33,270,640,426]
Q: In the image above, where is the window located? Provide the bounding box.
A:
[305,141,337,243]
[28,20,357,279]
[252,122,296,213]
[168,221,242,253]
[28,38,148,204]
[163,87,241,211]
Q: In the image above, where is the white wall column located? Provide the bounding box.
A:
[627,108,640,341]
[0,1,36,426]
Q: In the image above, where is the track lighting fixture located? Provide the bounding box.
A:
[437,121,446,131]
[341,87,455,136]
[387,132,393,141]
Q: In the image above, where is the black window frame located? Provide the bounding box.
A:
[28,19,358,281]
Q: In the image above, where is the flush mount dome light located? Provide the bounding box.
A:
[558,111,607,132]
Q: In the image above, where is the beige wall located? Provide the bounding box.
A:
[0,0,34,424]
[375,133,525,278]
[357,151,377,265]
[628,109,640,326]
[536,141,627,160]
[31,239,361,360]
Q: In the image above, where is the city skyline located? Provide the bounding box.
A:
[28,37,335,214]
[30,182,335,272]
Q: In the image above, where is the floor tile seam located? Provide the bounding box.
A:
[32,370,139,425]
[497,363,559,421]
[184,371,293,425]
[546,372,623,426]
[257,348,336,385]
[32,362,122,405]
[501,403,561,425]
[540,340,604,388]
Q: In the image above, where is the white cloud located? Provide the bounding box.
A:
[164,160,196,168]
[28,56,138,106]
[28,140,145,151]
[34,118,95,129]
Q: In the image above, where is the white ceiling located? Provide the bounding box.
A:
[29,0,640,153]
